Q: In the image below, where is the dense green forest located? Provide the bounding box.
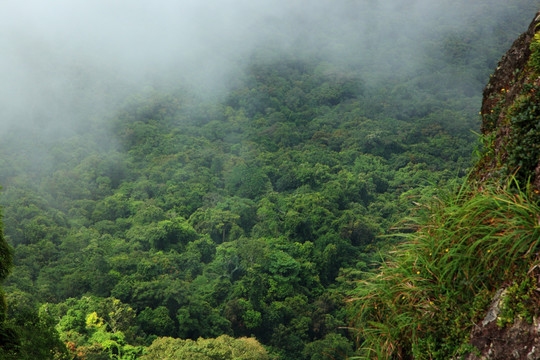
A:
[0,1,538,359]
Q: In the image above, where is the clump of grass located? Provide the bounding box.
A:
[348,178,540,359]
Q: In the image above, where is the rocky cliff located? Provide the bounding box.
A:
[466,11,540,360]
[478,11,540,189]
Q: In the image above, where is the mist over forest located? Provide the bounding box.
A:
[0,0,534,133]
[0,1,538,359]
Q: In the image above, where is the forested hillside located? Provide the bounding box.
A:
[0,1,538,359]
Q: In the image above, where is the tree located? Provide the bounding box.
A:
[142,335,269,360]
[225,164,271,199]
[0,303,68,360]
[137,306,175,337]
[189,208,242,243]
[176,297,231,339]
[49,296,143,359]
[302,333,354,360]
[0,200,14,352]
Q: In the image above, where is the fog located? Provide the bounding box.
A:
[0,0,535,134]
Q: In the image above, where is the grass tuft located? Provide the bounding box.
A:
[348,177,540,359]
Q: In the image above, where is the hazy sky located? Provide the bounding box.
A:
[0,0,534,134]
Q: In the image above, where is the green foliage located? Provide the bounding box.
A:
[0,5,537,357]
[189,208,242,244]
[349,178,540,359]
[49,296,143,359]
[0,196,16,354]
[0,298,68,360]
[176,299,231,339]
[497,276,538,327]
[529,32,540,73]
[138,306,175,337]
[0,203,12,287]
[225,165,271,199]
[141,335,269,360]
[506,86,540,185]
[302,333,354,360]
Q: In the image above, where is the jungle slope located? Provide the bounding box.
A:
[0,3,537,360]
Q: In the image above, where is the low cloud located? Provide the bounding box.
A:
[0,0,533,133]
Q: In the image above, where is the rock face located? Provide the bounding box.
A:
[465,296,540,360]
[477,11,540,189]
[481,12,540,117]
[465,11,540,360]
[465,318,540,360]
[465,264,540,359]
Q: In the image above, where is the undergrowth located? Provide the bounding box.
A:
[496,276,537,327]
[348,178,540,359]
[506,84,540,185]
